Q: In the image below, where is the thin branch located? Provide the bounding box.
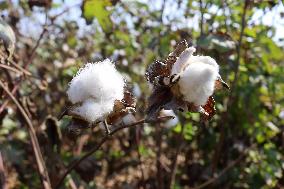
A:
[26,25,48,67]
[49,2,81,23]
[0,80,52,189]
[0,151,7,189]
[159,0,166,23]
[230,0,249,94]
[199,0,204,36]
[198,0,209,37]
[0,51,32,76]
[55,116,174,189]
[211,0,250,174]
[0,64,23,75]
[0,13,48,114]
[0,84,19,113]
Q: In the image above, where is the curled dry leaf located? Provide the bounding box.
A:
[145,39,229,121]
[107,89,136,125]
[145,39,188,86]
[66,117,90,140]
[201,96,216,120]
[74,157,102,183]
[44,116,62,152]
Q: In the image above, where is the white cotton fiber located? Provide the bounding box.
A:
[178,62,218,106]
[67,59,125,122]
[67,59,125,104]
[171,47,196,75]
[72,99,114,122]
[171,48,219,76]
[188,55,219,70]
[160,110,179,128]
[171,47,220,106]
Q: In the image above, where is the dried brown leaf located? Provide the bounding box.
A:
[145,39,188,86]
[145,60,169,85]
[74,157,102,183]
[201,96,216,121]
[107,89,136,125]
[145,39,189,120]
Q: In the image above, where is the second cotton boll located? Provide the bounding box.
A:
[171,47,220,106]
[67,59,125,122]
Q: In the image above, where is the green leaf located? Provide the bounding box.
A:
[0,18,15,59]
[82,0,113,33]
[184,123,197,141]
[173,124,182,133]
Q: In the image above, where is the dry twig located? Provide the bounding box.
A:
[0,151,7,189]
[0,80,52,189]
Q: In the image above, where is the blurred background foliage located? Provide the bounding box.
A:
[0,0,284,188]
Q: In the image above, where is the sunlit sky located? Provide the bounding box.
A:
[6,0,284,47]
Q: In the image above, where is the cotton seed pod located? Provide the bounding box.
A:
[145,39,229,121]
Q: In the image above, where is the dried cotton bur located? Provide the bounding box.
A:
[145,39,229,121]
[63,59,136,136]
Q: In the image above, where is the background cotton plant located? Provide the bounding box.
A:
[67,59,125,123]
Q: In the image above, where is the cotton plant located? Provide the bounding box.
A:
[145,39,229,121]
[65,59,136,134]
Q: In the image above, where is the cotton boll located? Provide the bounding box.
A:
[67,59,125,122]
[178,63,218,106]
[72,99,114,122]
[171,47,196,75]
[67,59,125,104]
[188,56,219,71]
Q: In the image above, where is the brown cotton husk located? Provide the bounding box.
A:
[200,96,216,121]
[145,40,189,121]
[215,77,230,90]
[107,89,136,125]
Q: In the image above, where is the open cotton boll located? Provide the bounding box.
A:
[66,59,125,122]
[67,59,125,104]
[72,99,114,122]
[178,63,218,106]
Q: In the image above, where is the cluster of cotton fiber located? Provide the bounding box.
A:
[67,59,125,122]
[160,110,179,128]
[171,47,219,106]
